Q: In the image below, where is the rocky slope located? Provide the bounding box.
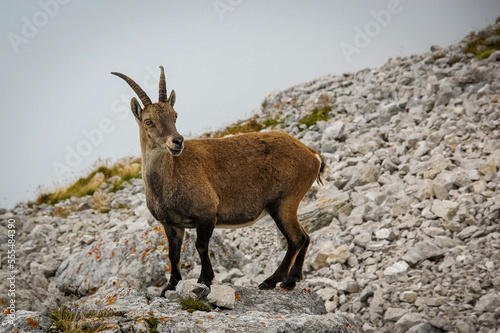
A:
[2,20,500,332]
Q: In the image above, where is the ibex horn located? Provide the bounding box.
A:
[158,66,167,103]
[111,71,152,107]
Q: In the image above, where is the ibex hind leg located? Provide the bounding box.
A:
[280,228,310,290]
[161,225,185,297]
[258,200,308,290]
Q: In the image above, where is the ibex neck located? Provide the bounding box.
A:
[142,148,175,197]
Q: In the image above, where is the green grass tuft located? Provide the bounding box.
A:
[211,114,286,138]
[48,307,118,333]
[213,118,263,138]
[108,183,125,193]
[298,105,332,129]
[262,117,281,129]
[142,317,159,333]
[180,297,211,313]
[463,26,500,59]
[37,158,141,206]
[478,49,495,60]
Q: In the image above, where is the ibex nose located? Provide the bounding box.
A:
[172,135,184,147]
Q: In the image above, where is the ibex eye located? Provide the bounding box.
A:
[144,119,153,126]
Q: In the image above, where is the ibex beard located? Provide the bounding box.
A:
[112,66,326,296]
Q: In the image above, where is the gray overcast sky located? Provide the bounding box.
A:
[1,1,499,209]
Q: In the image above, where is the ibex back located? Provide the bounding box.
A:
[112,67,326,296]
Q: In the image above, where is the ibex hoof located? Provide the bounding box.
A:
[160,284,176,297]
[279,281,296,291]
[258,280,276,290]
[197,279,213,289]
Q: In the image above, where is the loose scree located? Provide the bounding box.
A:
[111,67,326,296]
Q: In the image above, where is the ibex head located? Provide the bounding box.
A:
[111,66,184,156]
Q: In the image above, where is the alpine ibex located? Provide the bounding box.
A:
[112,67,326,295]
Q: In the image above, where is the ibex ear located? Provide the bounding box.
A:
[168,90,176,107]
[130,97,142,121]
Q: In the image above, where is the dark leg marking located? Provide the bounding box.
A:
[195,223,215,287]
[161,225,184,297]
[259,200,308,290]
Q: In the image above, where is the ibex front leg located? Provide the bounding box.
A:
[161,225,184,297]
[196,223,215,287]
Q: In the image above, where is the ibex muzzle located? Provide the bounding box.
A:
[112,66,326,296]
